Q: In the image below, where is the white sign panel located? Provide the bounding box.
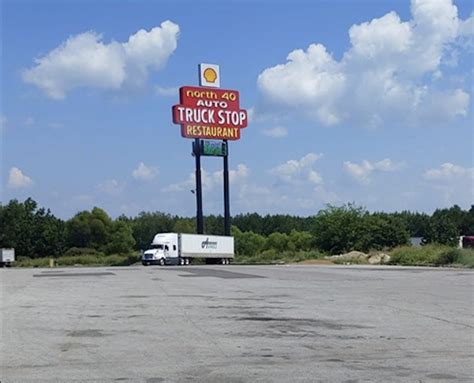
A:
[199,63,220,88]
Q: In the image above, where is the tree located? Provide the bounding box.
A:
[312,204,368,254]
[461,205,474,235]
[66,207,112,251]
[172,219,196,234]
[0,198,66,258]
[131,212,175,250]
[423,209,460,246]
[289,230,314,251]
[265,232,289,252]
[231,226,265,255]
[104,220,135,254]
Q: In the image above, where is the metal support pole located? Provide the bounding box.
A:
[223,140,231,236]
[194,138,204,234]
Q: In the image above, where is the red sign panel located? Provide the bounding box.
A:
[172,86,247,140]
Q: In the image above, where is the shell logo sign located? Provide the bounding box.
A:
[172,86,248,140]
[203,68,217,84]
[199,63,220,88]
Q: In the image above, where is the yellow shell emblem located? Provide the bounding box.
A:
[203,68,217,83]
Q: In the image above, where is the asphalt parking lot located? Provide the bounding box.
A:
[1,265,473,382]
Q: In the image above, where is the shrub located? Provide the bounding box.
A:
[389,245,474,267]
[389,245,449,265]
[453,249,474,268]
[64,247,104,257]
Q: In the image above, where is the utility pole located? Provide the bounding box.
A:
[223,140,231,236]
[194,138,204,234]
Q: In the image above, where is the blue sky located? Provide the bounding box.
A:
[1,0,473,219]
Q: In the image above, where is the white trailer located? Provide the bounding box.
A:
[141,233,234,266]
[0,248,15,267]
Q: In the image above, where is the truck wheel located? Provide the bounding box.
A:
[221,258,226,265]
[179,258,185,266]
[159,258,165,266]
[185,258,190,265]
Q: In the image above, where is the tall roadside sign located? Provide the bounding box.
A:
[172,64,248,236]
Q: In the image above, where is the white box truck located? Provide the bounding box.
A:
[0,248,15,267]
[142,233,234,266]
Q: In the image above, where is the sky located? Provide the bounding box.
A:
[1,0,473,219]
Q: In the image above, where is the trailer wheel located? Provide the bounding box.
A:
[185,258,190,265]
[179,258,185,266]
[159,258,165,266]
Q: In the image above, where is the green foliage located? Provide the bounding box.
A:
[232,213,313,235]
[3,197,474,268]
[64,247,104,257]
[390,245,452,265]
[232,226,266,255]
[451,248,474,268]
[66,208,135,254]
[66,207,112,250]
[312,204,409,254]
[234,250,325,265]
[0,198,66,258]
[289,230,313,251]
[264,232,289,252]
[130,212,175,250]
[172,219,196,234]
[204,215,224,235]
[423,209,460,246]
[104,221,135,254]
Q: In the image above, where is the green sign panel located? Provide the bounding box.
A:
[200,140,227,157]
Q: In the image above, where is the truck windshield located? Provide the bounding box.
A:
[150,244,164,249]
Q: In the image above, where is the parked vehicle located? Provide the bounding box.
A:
[141,233,234,266]
[0,248,15,267]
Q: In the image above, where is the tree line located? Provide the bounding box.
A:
[1,198,473,258]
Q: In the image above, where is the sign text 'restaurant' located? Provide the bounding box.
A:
[172,86,247,140]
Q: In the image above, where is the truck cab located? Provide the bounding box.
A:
[142,233,180,266]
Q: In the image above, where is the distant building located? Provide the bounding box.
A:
[459,236,474,249]
[410,237,423,247]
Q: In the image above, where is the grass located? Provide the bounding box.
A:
[389,245,474,268]
[234,250,326,265]
[16,253,140,268]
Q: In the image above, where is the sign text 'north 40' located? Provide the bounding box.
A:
[172,86,248,141]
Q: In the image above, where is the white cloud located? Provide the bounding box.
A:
[271,153,323,185]
[423,162,474,207]
[163,164,249,192]
[263,126,288,138]
[97,179,124,195]
[257,0,471,127]
[48,122,64,129]
[225,164,250,184]
[8,167,34,189]
[23,117,35,127]
[344,158,403,183]
[23,20,179,99]
[155,86,179,96]
[424,162,474,180]
[132,162,158,181]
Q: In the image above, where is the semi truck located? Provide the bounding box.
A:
[141,233,234,266]
[0,248,15,267]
